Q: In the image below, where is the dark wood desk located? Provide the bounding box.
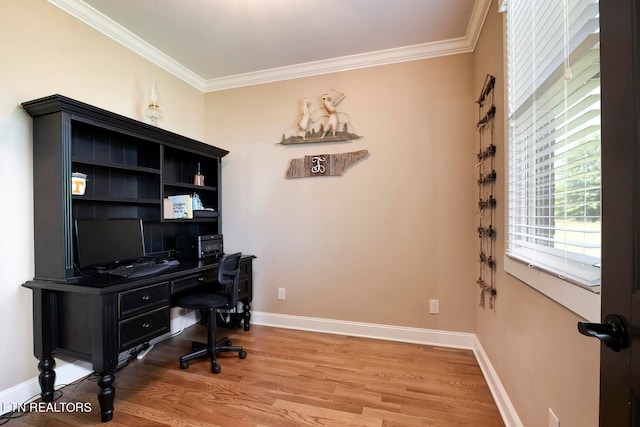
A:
[21,94,246,422]
[23,255,254,422]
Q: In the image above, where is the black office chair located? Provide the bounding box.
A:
[177,252,247,373]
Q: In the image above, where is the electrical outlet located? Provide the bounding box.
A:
[277,287,286,301]
[429,299,439,314]
[548,408,560,427]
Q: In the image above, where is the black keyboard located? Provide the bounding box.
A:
[107,260,178,279]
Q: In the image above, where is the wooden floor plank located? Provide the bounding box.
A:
[7,324,504,426]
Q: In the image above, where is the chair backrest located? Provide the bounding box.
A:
[217,252,242,306]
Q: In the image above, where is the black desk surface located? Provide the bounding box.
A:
[24,255,256,294]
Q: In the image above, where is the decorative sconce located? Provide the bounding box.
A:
[144,76,163,126]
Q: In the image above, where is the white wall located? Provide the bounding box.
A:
[205,58,478,332]
[0,0,205,392]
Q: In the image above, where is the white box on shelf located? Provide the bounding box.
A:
[168,194,193,219]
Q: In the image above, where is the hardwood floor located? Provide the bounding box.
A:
[8,324,504,426]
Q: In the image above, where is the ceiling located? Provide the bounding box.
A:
[49,0,491,92]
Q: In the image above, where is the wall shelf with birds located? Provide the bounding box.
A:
[278,90,362,145]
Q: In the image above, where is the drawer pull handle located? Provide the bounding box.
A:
[198,277,205,282]
[142,323,151,329]
[142,295,151,301]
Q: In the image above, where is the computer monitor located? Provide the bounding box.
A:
[75,218,145,269]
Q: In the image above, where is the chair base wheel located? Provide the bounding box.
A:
[239,350,247,359]
[212,363,221,374]
[180,361,189,369]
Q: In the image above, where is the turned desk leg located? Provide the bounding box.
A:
[37,357,56,402]
[97,372,115,422]
[243,303,251,331]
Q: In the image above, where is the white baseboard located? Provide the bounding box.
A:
[251,311,476,348]
[251,311,523,427]
[472,337,524,427]
[2,310,522,426]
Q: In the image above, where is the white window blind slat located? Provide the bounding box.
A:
[506,0,601,289]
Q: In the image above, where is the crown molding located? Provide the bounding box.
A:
[203,36,474,92]
[47,0,206,91]
[48,0,491,93]
[467,0,493,50]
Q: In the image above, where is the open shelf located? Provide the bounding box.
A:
[22,94,229,280]
[163,180,217,192]
[73,157,161,175]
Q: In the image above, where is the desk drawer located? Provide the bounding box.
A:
[119,282,169,319]
[119,306,170,351]
[171,271,216,294]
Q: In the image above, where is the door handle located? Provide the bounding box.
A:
[577,314,628,352]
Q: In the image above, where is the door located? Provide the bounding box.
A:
[591,0,638,425]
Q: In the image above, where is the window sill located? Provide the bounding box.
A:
[504,255,600,322]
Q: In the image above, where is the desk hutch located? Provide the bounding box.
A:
[21,95,254,422]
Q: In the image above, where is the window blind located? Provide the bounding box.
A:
[506,0,601,290]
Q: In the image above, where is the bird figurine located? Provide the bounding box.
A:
[297,98,312,139]
[321,92,345,138]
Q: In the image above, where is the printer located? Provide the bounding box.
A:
[175,234,223,259]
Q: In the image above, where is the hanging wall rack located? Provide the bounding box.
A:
[476,74,497,309]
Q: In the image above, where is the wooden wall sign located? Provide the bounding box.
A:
[285,150,368,179]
